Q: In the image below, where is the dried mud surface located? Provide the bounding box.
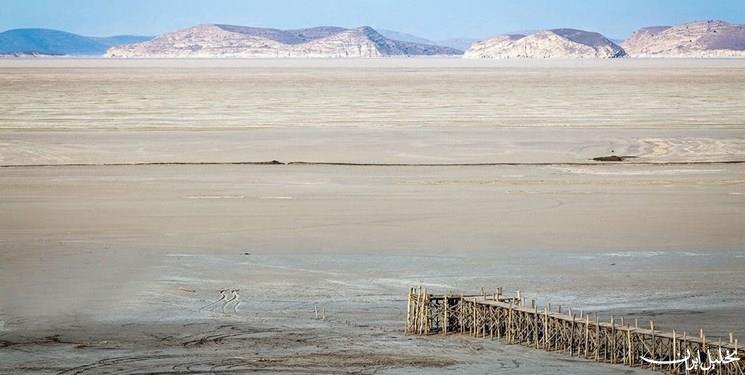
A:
[1,59,744,374]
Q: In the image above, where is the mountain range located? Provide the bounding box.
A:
[2,20,744,58]
[464,29,626,59]
[621,20,745,57]
[0,28,151,55]
[106,24,461,58]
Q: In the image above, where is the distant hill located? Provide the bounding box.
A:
[464,28,625,59]
[622,20,745,57]
[0,28,152,56]
[106,24,462,58]
[377,29,475,51]
[377,29,433,45]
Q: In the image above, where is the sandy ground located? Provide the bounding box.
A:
[1,59,744,374]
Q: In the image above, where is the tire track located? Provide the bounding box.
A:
[222,290,240,314]
[199,289,241,315]
[198,289,227,312]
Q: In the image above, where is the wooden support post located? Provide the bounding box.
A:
[508,302,513,344]
[496,304,501,339]
[459,294,464,334]
[442,294,448,335]
[534,306,539,349]
[423,289,429,335]
[610,315,615,364]
[482,306,486,338]
[626,326,632,366]
[422,293,428,336]
[472,300,476,337]
[584,315,590,358]
[672,330,677,373]
[570,315,576,356]
[419,288,425,335]
[543,307,548,350]
[595,314,600,361]
[683,332,689,375]
[411,288,422,335]
[405,288,412,334]
[650,321,655,371]
[717,338,722,375]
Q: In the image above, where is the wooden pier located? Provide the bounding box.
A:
[406,287,744,374]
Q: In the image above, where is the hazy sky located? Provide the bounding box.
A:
[2,0,744,40]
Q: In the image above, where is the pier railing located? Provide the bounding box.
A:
[405,287,744,374]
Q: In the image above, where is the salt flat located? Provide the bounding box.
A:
[0,59,744,374]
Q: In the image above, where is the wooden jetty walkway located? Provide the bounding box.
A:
[405,287,744,374]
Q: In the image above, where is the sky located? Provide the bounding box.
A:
[2,0,744,40]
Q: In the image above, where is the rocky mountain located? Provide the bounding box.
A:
[622,20,745,57]
[464,28,626,59]
[0,28,151,55]
[106,24,461,58]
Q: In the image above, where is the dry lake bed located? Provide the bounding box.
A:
[0,59,744,374]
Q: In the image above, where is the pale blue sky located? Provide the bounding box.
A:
[2,0,744,40]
